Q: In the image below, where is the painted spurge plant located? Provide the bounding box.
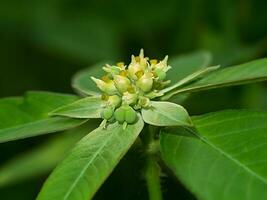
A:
[1,50,267,200]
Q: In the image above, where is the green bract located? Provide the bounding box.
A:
[2,50,267,200]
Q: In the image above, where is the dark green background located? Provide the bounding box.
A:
[0,0,267,199]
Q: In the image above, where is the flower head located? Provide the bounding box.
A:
[91,49,171,124]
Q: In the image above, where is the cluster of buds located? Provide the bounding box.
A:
[91,49,171,126]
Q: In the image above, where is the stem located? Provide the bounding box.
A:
[145,156,163,200]
[142,125,163,200]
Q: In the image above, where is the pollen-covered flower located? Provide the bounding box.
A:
[91,49,171,125]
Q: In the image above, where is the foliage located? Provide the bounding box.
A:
[1,50,267,200]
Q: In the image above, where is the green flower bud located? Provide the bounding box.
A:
[128,58,142,80]
[107,95,121,108]
[122,91,138,105]
[138,96,150,108]
[102,64,121,76]
[113,75,131,93]
[128,51,148,79]
[101,107,114,120]
[154,56,171,72]
[124,106,137,124]
[154,68,166,81]
[136,72,153,92]
[138,49,148,68]
[91,77,117,95]
[114,107,125,123]
[114,105,137,124]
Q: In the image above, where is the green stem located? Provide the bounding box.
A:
[142,125,163,200]
[145,156,163,200]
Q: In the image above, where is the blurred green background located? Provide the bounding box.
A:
[0,0,267,199]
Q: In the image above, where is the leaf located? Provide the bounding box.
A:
[164,58,267,99]
[167,51,212,84]
[141,101,192,127]
[0,91,85,143]
[0,122,98,187]
[37,115,144,200]
[161,65,220,96]
[31,3,120,63]
[71,61,110,96]
[160,110,267,200]
[51,96,105,119]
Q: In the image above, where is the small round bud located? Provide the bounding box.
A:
[125,106,137,124]
[114,105,137,124]
[101,107,114,120]
[114,107,125,123]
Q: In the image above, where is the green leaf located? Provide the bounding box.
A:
[51,96,105,119]
[72,61,109,96]
[141,101,192,127]
[168,51,212,84]
[160,110,267,200]
[165,58,267,99]
[0,91,85,143]
[37,115,144,200]
[0,122,98,187]
[161,65,220,96]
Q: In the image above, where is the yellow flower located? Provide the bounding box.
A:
[154,56,171,72]
[91,77,117,95]
[122,91,138,105]
[102,64,121,76]
[128,49,148,80]
[107,95,121,107]
[136,72,154,92]
[113,75,131,93]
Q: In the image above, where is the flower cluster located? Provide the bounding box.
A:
[91,49,171,126]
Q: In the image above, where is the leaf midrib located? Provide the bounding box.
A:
[153,108,188,126]
[63,127,118,200]
[55,104,103,114]
[184,127,267,186]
